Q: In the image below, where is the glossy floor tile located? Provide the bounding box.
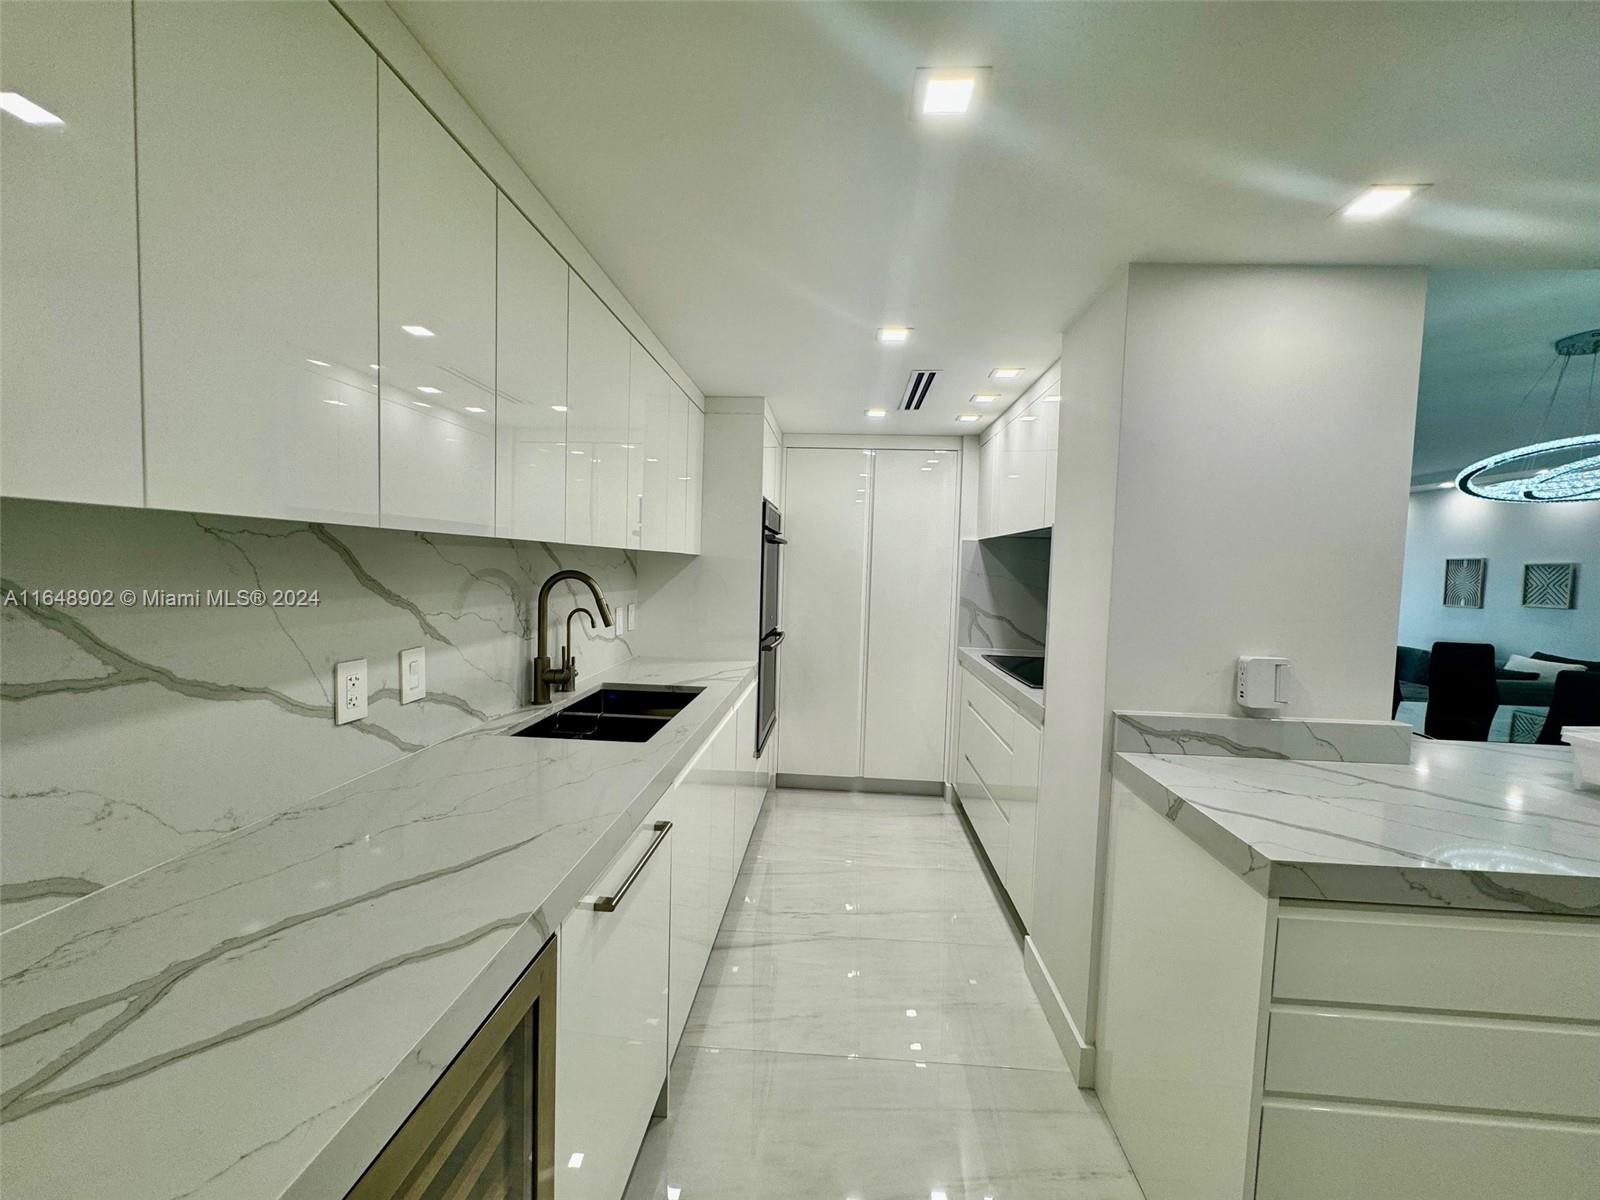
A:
[623,789,1145,1199]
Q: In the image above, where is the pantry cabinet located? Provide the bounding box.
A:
[378,65,497,535]
[137,0,380,524]
[496,195,569,541]
[0,0,143,507]
[781,447,960,784]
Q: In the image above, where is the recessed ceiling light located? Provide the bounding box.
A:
[400,324,435,338]
[567,1153,584,1170]
[464,406,486,414]
[971,394,999,404]
[416,386,442,395]
[921,75,976,116]
[877,327,911,345]
[305,358,330,367]
[866,408,888,419]
[990,367,1023,380]
[1341,185,1421,219]
[0,92,64,126]
[552,404,568,412]
[955,413,981,423]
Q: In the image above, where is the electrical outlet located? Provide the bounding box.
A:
[335,658,368,724]
[399,646,426,704]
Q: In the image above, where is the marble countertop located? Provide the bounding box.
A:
[957,647,1044,726]
[1114,739,1600,916]
[0,657,755,1200]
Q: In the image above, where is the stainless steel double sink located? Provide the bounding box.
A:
[508,684,703,743]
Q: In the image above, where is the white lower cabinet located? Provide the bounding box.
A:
[733,682,763,864]
[953,666,1041,925]
[556,821,671,1200]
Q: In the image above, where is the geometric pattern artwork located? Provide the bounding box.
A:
[1509,708,1548,743]
[1443,557,1487,608]
[1522,562,1577,609]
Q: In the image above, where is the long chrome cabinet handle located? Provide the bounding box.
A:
[588,820,672,912]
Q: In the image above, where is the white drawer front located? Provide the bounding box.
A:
[1265,1006,1600,1121]
[1256,1100,1600,1200]
[960,692,1013,795]
[1274,906,1600,1022]
[963,669,1017,746]
[959,768,1009,881]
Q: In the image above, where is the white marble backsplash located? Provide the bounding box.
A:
[0,498,637,929]
[958,535,1049,651]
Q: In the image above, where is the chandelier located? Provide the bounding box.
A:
[1455,327,1599,503]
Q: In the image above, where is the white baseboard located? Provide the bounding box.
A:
[1024,934,1096,1087]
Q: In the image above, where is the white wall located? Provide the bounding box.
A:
[1031,264,1429,1079]
[1399,487,1600,660]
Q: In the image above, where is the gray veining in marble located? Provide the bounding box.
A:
[0,656,754,1200]
[0,497,638,929]
[1114,710,1413,763]
[1113,740,1600,915]
[625,787,1141,1200]
[958,646,1045,726]
[958,535,1050,651]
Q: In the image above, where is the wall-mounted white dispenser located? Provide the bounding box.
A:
[1236,655,1290,713]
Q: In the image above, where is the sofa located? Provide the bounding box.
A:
[1395,647,1597,708]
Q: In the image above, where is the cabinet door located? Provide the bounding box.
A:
[633,343,675,550]
[378,66,496,535]
[1,0,142,506]
[685,401,705,554]
[863,450,960,782]
[496,196,568,540]
[664,386,690,552]
[733,682,762,866]
[778,448,872,777]
[1037,385,1061,529]
[557,822,670,1200]
[565,274,631,547]
[659,734,714,1057]
[977,431,1000,539]
[1005,718,1040,926]
[138,1,378,524]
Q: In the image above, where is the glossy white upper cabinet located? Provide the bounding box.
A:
[565,274,631,547]
[496,196,568,541]
[1,0,142,506]
[378,65,496,535]
[556,823,669,1200]
[685,401,705,554]
[631,342,674,550]
[779,448,873,777]
[665,387,691,550]
[762,419,783,504]
[863,451,960,781]
[978,364,1062,538]
[137,1,378,523]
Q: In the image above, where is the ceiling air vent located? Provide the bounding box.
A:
[899,369,939,411]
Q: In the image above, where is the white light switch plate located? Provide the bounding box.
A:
[399,646,426,704]
[335,658,368,724]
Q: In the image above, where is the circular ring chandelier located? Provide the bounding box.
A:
[1456,327,1600,503]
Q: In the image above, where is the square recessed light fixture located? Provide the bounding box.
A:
[866,408,888,419]
[0,91,64,126]
[416,386,442,395]
[956,413,982,423]
[970,394,999,405]
[990,367,1023,380]
[1341,185,1423,219]
[877,327,911,345]
[400,324,435,338]
[914,68,987,118]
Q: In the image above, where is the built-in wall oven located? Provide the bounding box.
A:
[757,499,784,754]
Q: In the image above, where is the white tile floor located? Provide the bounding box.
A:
[622,789,1145,1200]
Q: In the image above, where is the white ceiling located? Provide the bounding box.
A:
[1414,270,1600,484]
[393,1,1600,434]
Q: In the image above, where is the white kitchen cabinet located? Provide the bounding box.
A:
[977,363,1061,538]
[778,448,873,778]
[1,0,142,507]
[954,664,1042,924]
[761,419,783,504]
[566,274,631,547]
[685,401,705,554]
[378,65,496,535]
[664,387,691,552]
[632,343,675,550]
[496,195,568,541]
[556,820,671,1200]
[733,682,764,864]
[863,450,960,781]
[138,0,379,524]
